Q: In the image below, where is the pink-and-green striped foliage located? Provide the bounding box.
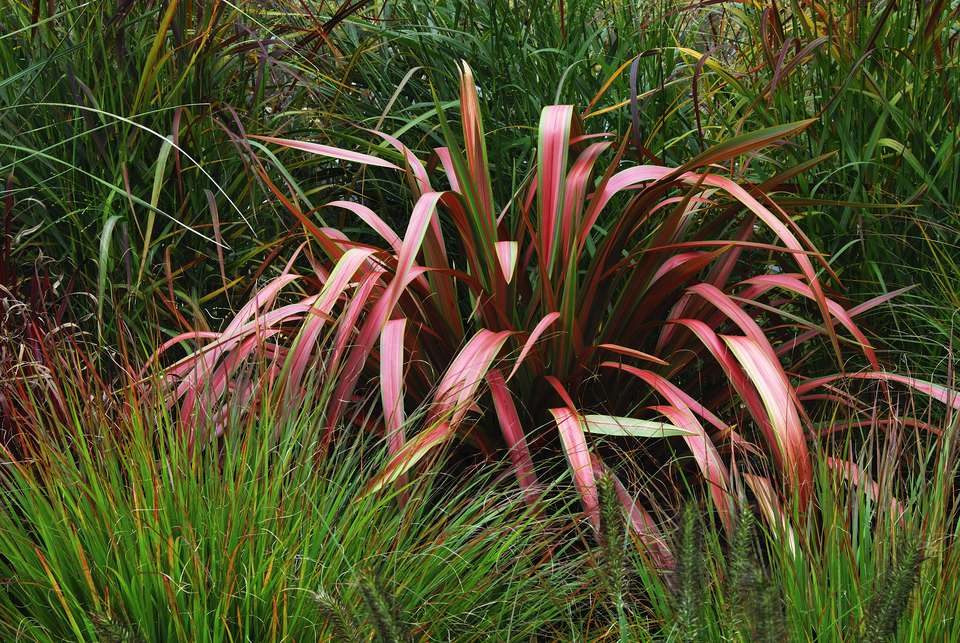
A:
[154,63,959,566]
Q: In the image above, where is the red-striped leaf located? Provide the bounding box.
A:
[597,343,669,366]
[537,105,575,273]
[381,318,407,454]
[722,335,812,505]
[428,329,512,429]
[250,134,399,169]
[508,312,561,381]
[487,369,539,504]
[495,240,518,283]
[601,362,733,532]
[551,406,600,531]
[365,421,455,496]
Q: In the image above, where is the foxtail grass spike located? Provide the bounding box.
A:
[356,572,410,643]
[597,473,629,638]
[598,474,626,585]
[726,507,757,635]
[673,503,706,642]
[313,588,360,641]
[725,507,785,642]
[90,613,142,643]
[862,538,925,642]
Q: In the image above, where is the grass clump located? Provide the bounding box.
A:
[0,387,578,641]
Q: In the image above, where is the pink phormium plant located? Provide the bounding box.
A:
[154,63,959,566]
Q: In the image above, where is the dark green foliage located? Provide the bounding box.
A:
[597,473,629,638]
[91,613,144,643]
[0,1,363,347]
[673,504,707,642]
[356,572,411,643]
[861,537,925,642]
[726,508,786,643]
[336,0,681,206]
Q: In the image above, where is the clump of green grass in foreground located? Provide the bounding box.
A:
[581,418,960,642]
[0,392,580,642]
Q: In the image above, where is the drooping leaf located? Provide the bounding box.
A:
[249,135,400,169]
[508,312,561,381]
[582,415,693,438]
[723,335,813,506]
[551,406,600,531]
[590,453,675,569]
[601,363,733,532]
[487,369,539,504]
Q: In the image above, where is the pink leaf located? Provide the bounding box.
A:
[508,312,561,381]
[560,141,610,258]
[459,62,494,205]
[365,421,455,496]
[287,248,378,391]
[551,406,599,531]
[537,105,575,271]
[429,329,512,429]
[330,269,382,371]
[688,283,776,361]
[670,319,770,436]
[722,335,812,505]
[381,318,407,454]
[597,343,669,366]
[434,147,461,192]
[487,369,539,504]
[368,130,432,195]
[494,240,518,283]
[325,201,402,254]
[250,134,399,169]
